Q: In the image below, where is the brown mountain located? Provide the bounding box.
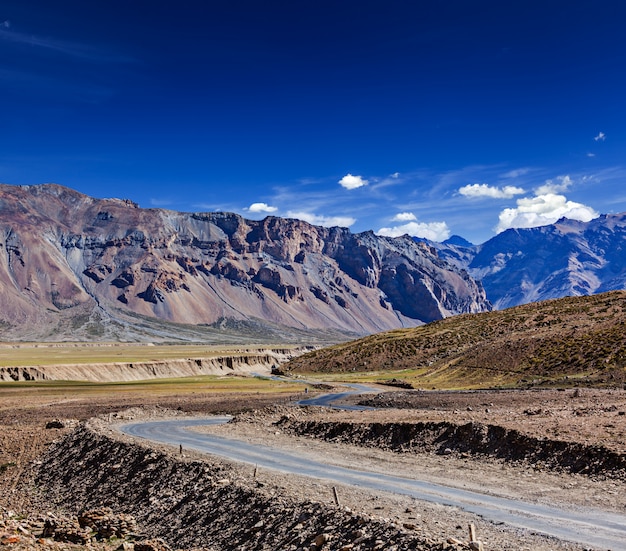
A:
[0,183,490,342]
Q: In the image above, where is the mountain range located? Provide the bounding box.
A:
[0,184,489,342]
[432,213,626,309]
[2,183,624,343]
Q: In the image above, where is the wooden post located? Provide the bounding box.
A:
[332,486,340,507]
[468,523,484,551]
[253,464,258,478]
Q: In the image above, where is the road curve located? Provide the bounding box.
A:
[121,417,626,550]
[297,382,375,410]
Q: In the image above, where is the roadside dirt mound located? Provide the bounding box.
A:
[32,423,454,551]
[276,418,626,478]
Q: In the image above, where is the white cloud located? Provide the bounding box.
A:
[391,172,400,179]
[377,221,450,242]
[286,211,356,228]
[247,202,277,213]
[587,153,596,157]
[495,193,599,233]
[338,173,368,190]
[594,131,606,142]
[534,175,573,195]
[458,183,525,199]
[392,212,417,222]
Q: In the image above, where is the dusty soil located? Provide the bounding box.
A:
[1,386,626,550]
[0,390,291,514]
[358,387,626,454]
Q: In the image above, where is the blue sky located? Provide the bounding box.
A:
[1,1,625,244]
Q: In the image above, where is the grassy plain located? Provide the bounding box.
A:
[0,342,297,367]
[0,373,305,407]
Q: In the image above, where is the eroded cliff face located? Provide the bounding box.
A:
[0,347,307,382]
[0,184,490,340]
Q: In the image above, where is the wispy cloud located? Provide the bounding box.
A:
[246,202,277,213]
[458,183,525,199]
[286,210,356,228]
[369,172,408,193]
[338,173,368,190]
[594,131,606,142]
[501,167,531,179]
[149,197,174,207]
[0,24,133,63]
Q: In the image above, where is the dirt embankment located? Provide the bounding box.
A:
[277,417,626,478]
[269,388,626,479]
[31,422,453,551]
[0,348,306,382]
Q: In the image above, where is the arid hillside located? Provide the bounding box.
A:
[286,290,626,388]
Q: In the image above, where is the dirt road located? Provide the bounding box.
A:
[3,384,626,550]
[121,413,626,551]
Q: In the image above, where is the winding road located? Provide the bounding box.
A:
[121,385,626,550]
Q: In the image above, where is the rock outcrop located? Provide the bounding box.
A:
[0,183,490,341]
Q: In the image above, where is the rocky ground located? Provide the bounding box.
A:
[1,387,626,550]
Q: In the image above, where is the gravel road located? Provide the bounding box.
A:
[121,416,626,550]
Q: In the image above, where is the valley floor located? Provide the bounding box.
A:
[1,386,626,550]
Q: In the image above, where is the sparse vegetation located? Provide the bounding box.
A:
[286,291,626,389]
[0,373,304,400]
[0,462,16,474]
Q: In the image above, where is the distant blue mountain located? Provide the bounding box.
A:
[442,235,474,248]
[430,213,626,309]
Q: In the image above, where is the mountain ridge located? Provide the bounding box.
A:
[0,183,490,342]
[431,213,626,309]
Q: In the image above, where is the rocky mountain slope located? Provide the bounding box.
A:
[434,214,626,309]
[286,290,626,388]
[0,183,489,342]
